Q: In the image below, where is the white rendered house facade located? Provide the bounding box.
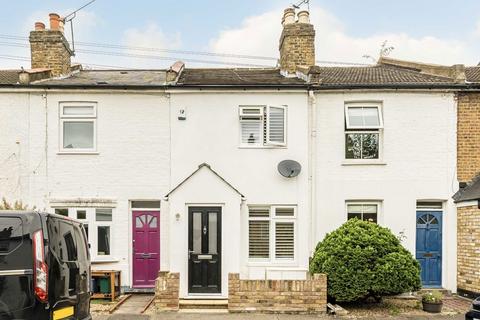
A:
[0,8,465,297]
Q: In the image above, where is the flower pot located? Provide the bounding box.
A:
[422,301,443,313]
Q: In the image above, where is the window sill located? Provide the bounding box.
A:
[238,145,287,149]
[57,151,99,155]
[247,260,297,267]
[92,258,119,264]
[341,160,386,166]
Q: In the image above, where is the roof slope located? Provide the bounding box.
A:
[37,70,167,87]
[176,65,462,88]
[2,64,478,88]
[0,70,20,84]
[177,68,305,86]
[311,65,456,86]
[466,67,480,83]
[453,175,480,203]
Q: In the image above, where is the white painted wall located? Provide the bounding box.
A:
[166,165,244,298]
[0,88,458,293]
[314,91,458,291]
[168,91,311,296]
[0,90,171,287]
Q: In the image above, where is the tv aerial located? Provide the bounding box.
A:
[63,0,98,55]
[278,160,302,178]
[292,0,310,10]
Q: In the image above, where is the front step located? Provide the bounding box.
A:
[179,299,228,310]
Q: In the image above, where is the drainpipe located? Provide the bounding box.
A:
[308,89,317,256]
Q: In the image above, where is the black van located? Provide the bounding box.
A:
[466,297,480,320]
[0,211,91,320]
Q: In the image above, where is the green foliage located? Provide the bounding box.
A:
[0,197,35,210]
[309,218,421,302]
[422,291,443,303]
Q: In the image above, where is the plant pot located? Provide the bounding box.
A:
[422,301,443,313]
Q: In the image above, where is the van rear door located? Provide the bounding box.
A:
[0,213,36,317]
[46,217,91,319]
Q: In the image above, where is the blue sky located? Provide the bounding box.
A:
[0,0,479,69]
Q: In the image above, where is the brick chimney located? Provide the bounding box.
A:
[279,8,316,75]
[29,13,73,77]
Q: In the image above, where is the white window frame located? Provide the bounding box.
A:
[344,102,383,161]
[345,201,382,224]
[247,205,296,264]
[239,105,287,148]
[345,103,384,130]
[55,207,114,262]
[59,102,97,153]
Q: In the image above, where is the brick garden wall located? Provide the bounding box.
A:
[457,205,480,297]
[457,93,480,183]
[154,272,179,311]
[228,273,327,314]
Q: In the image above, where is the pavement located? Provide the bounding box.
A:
[93,312,466,320]
[111,294,153,315]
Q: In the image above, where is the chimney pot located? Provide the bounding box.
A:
[58,17,65,33]
[283,8,295,25]
[298,10,310,24]
[34,22,45,31]
[49,13,60,30]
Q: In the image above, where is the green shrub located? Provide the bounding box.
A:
[309,218,421,302]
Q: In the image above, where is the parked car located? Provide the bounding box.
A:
[0,211,91,320]
[466,297,480,320]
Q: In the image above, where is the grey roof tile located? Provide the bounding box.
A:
[453,175,480,203]
[466,67,480,83]
[0,70,20,84]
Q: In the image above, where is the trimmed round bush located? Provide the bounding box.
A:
[309,218,421,302]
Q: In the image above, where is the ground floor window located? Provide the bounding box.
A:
[54,207,113,260]
[346,202,379,223]
[248,205,296,262]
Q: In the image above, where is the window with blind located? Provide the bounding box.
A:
[239,106,287,147]
[248,206,295,261]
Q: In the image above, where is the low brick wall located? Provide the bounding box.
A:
[228,273,327,314]
[457,205,480,297]
[154,272,179,312]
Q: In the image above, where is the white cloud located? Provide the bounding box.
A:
[209,6,478,66]
[123,22,181,50]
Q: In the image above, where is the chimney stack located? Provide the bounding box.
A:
[29,13,73,77]
[279,8,316,75]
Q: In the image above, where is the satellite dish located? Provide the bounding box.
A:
[277,160,302,178]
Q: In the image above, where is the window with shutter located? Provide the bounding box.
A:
[239,105,287,147]
[275,222,294,259]
[248,206,295,262]
[267,106,286,146]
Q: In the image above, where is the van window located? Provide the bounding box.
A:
[0,217,23,254]
[59,221,78,262]
[74,225,89,262]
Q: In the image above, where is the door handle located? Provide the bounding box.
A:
[188,250,195,259]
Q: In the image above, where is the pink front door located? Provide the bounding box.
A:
[132,211,160,288]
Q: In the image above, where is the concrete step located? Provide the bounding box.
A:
[179,309,229,314]
[418,288,452,296]
[179,299,228,310]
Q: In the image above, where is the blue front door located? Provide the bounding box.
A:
[416,211,442,287]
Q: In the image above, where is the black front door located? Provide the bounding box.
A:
[188,207,221,294]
